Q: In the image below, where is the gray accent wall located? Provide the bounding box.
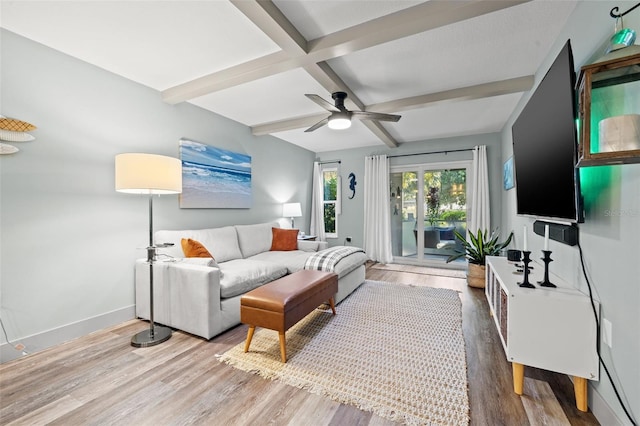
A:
[0,30,315,361]
[501,2,640,424]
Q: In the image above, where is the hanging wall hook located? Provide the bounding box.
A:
[610,2,640,18]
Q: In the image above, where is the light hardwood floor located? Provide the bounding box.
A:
[0,263,600,425]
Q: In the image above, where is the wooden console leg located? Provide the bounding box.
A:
[243,326,255,353]
[513,362,525,395]
[574,376,588,412]
[279,332,287,363]
[329,297,336,315]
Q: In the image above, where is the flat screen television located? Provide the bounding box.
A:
[512,40,584,224]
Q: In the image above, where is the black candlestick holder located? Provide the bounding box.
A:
[538,250,556,287]
[518,251,535,288]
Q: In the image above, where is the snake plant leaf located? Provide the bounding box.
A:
[446,228,514,265]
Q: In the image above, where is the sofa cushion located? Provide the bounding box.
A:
[332,250,369,278]
[437,226,456,241]
[270,227,298,251]
[297,240,324,252]
[235,222,279,258]
[218,259,287,299]
[178,257,220,268]
[181,238,214,258]
[248,250,316,274]
[155,226,242,263]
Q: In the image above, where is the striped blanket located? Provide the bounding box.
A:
[304,246,365,272]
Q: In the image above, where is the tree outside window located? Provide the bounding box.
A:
[323,169,338,236]
[423,169,466,226]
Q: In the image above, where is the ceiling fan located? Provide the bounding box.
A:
[304,91,401,132]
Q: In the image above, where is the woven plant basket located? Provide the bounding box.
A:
[467,263,486,288]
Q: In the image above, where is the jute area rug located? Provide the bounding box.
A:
[370,263,467,279]
[218,280,469,425]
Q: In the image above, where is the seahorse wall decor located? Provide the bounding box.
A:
[348,172,357,199]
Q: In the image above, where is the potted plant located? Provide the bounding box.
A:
[425,186,440,226]
[446,228,514,288]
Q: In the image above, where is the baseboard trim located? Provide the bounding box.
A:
[590,383,625,426]
[0,305,135,363]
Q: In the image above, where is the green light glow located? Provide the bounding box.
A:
[580,165,615,215]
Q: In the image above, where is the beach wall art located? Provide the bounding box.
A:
[179,139,252,208]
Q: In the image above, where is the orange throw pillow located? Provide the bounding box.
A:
[181,238,214,259]
[270,228,298,251]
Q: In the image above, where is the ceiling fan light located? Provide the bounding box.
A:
[328,117,351,130]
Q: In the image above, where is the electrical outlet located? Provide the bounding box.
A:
[603,318,613,348]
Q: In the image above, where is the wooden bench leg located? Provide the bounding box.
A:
[279,332,287,363]
[329,297,336,315]
[513,362,524,395]
[574,376,588,412]
[244,326,255,353]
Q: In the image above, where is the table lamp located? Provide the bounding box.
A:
[283,202,302,228]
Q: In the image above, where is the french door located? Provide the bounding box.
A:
[390,160,471,267]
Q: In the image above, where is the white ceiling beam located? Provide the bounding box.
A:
[162,50,294,104]
[305,1,530,62]
[368,76,535,113]
[162,0,530,104]
[359,121,400,149]
[229,0,307,55]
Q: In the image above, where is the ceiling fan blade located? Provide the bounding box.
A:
[352,111,401,122]
[304,117,329,132]
[305,94,339,112]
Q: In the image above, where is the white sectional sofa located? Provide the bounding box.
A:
[134,221,368,339]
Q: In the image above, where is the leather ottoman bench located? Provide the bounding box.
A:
[240,269,338,362]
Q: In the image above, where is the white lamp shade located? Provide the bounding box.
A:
[283,202,302,217]
[115,153,182,194]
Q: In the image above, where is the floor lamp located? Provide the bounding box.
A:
[115,153,182,348]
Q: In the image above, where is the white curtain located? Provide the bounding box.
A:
[363,155,393,263]
[470,145,490,235]
[310,161,326,241]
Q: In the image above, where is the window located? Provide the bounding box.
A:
[322,168,338,237]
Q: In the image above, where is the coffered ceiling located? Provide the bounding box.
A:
[1,0,578,152]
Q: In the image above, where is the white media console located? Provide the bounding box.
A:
[485,256,599,412]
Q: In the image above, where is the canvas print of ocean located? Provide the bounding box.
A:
[179,139,252,208]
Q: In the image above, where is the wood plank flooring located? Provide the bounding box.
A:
[0,263,600,425]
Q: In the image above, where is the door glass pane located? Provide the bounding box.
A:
[390,171,417,257]
[421,169,467,261]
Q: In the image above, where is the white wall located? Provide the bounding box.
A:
[0,30,315,362]
[500,2,640,424]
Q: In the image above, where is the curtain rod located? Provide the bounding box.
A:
[317,160,342,164]
[388,148,473,158]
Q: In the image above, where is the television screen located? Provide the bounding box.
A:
[512,40,583,223]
